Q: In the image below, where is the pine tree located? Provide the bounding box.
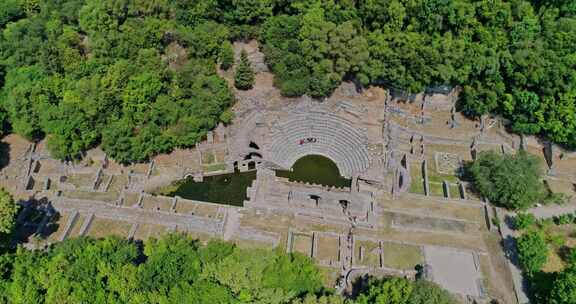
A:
[234,50,255,90]
[219,41,234,71]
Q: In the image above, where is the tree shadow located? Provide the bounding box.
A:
[11,197,60,247]
[504,214,517,230]
[346,273,370,299]
[0,141,10,171]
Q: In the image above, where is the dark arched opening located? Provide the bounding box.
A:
[309,195,320,207]
[244,152,262,160]
[248,161,256,170]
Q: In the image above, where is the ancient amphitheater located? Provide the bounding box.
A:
[267,110,370,178]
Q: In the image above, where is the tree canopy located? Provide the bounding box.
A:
[467,150,546,210]
[517,229,549,276]
[0,233,457,304]
[0,190,17,236]
[0,234,324,304]
[1,0,575,162]
[355,277,456,304]
[234,50,255,90]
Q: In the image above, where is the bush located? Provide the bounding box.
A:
[547,234,566,247]
[517,230,549,276]
[515,213,537,230]
[555,214,573,225]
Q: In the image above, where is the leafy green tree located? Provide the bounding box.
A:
[219,41,234,70]
[355,277,414,304]
[407,280,457,304]
[0,0,23,29]
[467,151,546,210]
[262,252,323,295]
[549,265,576,304]
[514,213,537,230]
[234,50,255,90]
[291,294,344,304]
[517,230,548,276]
[0,189,18,235]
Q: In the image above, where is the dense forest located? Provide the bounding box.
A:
[0,234,456,304]
[0,0,575,163]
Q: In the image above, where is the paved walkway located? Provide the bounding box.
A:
[528,201,576,219]
[497,209,530,304]
[223,208,240,241]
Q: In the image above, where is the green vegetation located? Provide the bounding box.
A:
[234,50,255,90]
[0,190,17,235]
[0,189,17,250]
[355,277,456,304]
[219,41,234,71]
[1,0,575,163]
[549,265,576,304]
[0,232,458,304]
[203,163,227,172]
[514,213,576,303]
[260,0,576,148]
[0,0,235,163]
[517,230,549,276]
[467,151,547,210]
[382,242,424,270]
[0,234,322,303]
[514,212,537,230]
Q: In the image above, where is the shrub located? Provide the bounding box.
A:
[515,213,536,230]
[517,230,549,276]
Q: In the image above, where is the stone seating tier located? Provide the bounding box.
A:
[267,112,370,177]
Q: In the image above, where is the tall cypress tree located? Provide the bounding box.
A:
[219,41,234,71]
[234,50,255,90]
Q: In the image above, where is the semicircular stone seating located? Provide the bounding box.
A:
[267,111,370,178]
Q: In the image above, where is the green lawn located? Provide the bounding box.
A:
[382,242,424,270]
[355,240,381,267]
[429,182,445,197]
[202,163,226,172]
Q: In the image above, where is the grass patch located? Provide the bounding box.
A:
[202,151,215,164]
[214,150,227,163]
[203,163,226,172]
[233,239,275,250]
[318,266,340,288]
[409,163,425,194]
[316,235,340,262]
[429,182,445,197]
[63,191,119,202]
[427,170,460,184]
[65,174,93,188]
[382,242,423,270]
[449,184,462,199]
[355,240,381,267]
[542,249,565,273]
[86,218,131,239]
[409,179,425,194]
[292,233,312,257]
